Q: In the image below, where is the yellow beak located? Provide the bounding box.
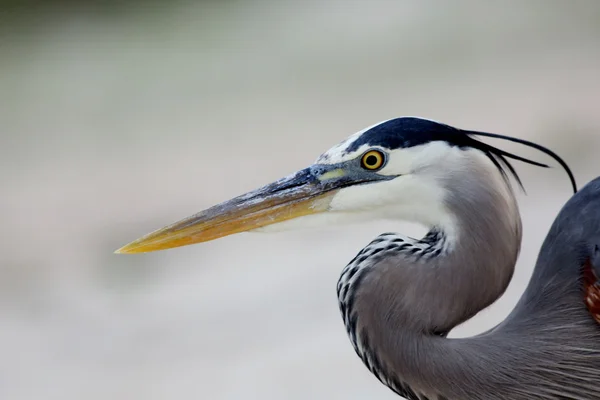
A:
[115,168,338,254]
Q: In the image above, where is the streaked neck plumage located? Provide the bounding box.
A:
[337,149,522,399]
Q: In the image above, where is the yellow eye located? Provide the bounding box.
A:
[361,150,385,170]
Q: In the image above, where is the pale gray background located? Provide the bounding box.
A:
[1,1,600,399]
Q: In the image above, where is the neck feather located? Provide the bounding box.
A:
[337,154,523,398]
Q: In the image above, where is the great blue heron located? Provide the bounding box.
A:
[116,117,600,400]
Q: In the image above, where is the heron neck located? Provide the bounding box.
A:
[343,167,522,397]
[389,168,522,333]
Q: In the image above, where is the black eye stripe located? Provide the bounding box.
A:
[342,116,577,194]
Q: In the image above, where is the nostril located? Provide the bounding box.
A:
[311,165,326,175]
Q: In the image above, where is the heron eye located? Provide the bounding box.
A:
[361,150,385,170]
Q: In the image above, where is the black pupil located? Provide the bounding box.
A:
[365,154,379,167]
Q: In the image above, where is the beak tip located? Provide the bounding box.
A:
[114,246,129,254]
[114,242,141,254]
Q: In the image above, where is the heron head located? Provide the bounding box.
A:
[116,117,575,254]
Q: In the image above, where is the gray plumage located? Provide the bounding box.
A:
[338,155,600,399]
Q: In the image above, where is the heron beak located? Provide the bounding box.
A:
[115,167,342,254]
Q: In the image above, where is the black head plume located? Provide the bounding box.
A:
[461,130,577,194]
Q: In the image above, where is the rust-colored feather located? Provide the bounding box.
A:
[583,258,600,324]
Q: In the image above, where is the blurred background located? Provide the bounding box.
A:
[1,1,600,399]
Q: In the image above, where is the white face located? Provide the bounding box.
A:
[255,120,474,236]
[324,141,458,231]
